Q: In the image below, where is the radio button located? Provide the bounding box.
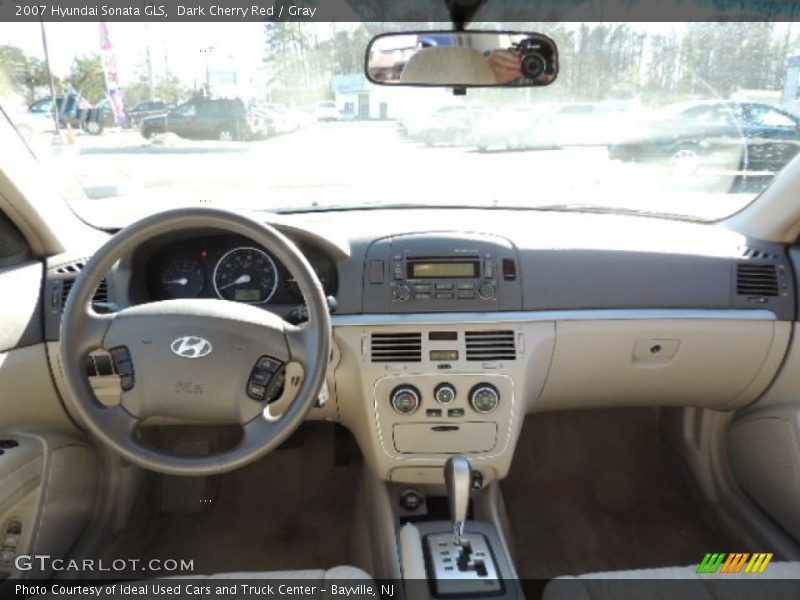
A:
[456,289,475,299]
[369,260,384,284]
[457,282,474,290]
[478,281,496,300]
[414,284,432,293]
[435,292,454,300]
[435,283,454,291]
[415,293,431,300]
[393,283,412,302]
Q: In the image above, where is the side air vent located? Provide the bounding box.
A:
[370,332,422,362]
[61,277,109,311]
[465,330,516,361]
[737,245,779,261]
[57,260,111,313]
[736,264,778,297]
[55,261,86,275]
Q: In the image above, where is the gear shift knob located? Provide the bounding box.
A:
[444,455,471,544]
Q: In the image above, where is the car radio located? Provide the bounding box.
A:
[390,255,496,303]
[362,233,523,313]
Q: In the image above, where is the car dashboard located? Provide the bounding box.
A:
[42,207,800,487]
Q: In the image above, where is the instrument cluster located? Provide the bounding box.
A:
[143,235,337,306]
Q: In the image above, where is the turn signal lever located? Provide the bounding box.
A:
[444,455,471,545]
[288,296,338,324]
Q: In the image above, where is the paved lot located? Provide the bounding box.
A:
[25,121,764,224]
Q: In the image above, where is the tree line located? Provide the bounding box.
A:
[263,22,797,106]
[0,45,185,108]
[2,22,796,110]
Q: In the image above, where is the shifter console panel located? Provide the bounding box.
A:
[425,533,503,596]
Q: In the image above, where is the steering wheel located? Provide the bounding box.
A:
[60,208,331,476]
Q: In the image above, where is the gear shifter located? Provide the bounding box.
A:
[444,455,471,544]
[426,455,502,594]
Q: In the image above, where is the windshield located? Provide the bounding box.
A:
[1,21,798,225]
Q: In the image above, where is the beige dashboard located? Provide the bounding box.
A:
[33,209,799,485]
[39,309,788,487]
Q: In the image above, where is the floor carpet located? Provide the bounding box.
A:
[104,422,360,576]
[502,409,741,579]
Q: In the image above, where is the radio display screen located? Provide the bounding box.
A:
[409,261,478,279]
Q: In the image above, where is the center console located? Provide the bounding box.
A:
[333,233,555,487]
[337,233,539,591]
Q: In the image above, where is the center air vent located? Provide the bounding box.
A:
[736,264,778,297]
[370,332,421,362]
[465,330,516,361]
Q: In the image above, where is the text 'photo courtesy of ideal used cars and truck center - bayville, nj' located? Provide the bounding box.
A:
[5,0,800,599]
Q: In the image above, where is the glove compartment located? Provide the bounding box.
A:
[536,318,789,411]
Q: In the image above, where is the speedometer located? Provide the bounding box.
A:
[213,247,279,303]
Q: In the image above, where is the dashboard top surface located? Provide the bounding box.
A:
[46,208,795,329]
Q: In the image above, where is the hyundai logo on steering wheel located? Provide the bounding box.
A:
[170,336,213,359]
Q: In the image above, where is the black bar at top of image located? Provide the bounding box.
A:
[3,0,800,23]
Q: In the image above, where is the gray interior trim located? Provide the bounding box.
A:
[331,309,777,327]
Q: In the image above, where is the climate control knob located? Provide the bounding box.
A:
[393,283,412,302]
[469,383,500,414]
[434,383,457,404]
[390,384,421,415]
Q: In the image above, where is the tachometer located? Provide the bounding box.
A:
[213,247,279,303]
[161,257,205,299]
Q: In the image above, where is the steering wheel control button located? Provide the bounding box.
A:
[109,346,135,391]
[469,383,501,414]
[247,383,267,401]
[263,367,286,403]
[434,383,457,404]
[257,356,282,372]
[247,356,285,402]
[390,384,421,415]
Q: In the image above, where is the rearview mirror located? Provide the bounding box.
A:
[365,31,558,88]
